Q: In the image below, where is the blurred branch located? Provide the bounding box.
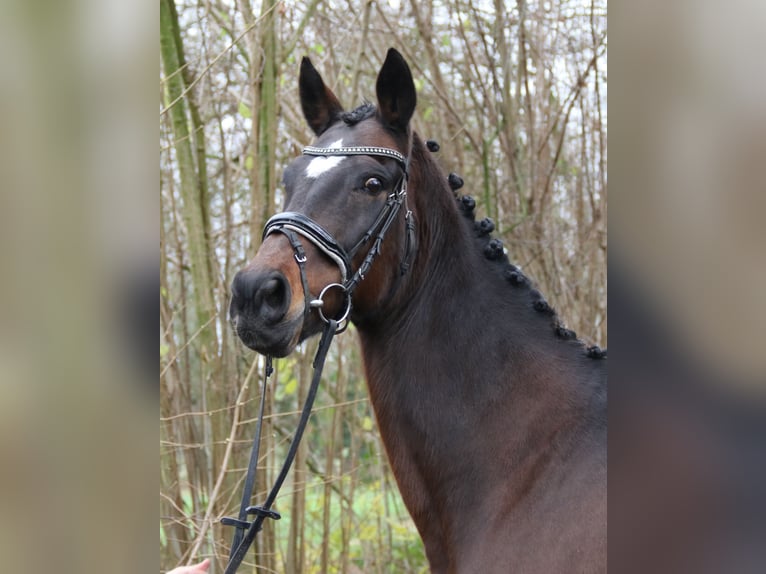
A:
[160,0,282,117]
[185,357,260,563]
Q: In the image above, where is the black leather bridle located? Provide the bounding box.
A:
[221,144,415,574]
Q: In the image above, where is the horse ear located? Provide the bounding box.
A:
[375,48,417,132]
[299,57,343,135]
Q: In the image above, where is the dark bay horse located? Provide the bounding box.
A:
[229,48,606,573]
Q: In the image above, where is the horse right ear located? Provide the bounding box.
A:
[375,48,416,133]
[299,57,343,135]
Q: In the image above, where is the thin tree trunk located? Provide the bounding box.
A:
[161,0,220,561]
[160,0,217,355]
[287,348,311,574]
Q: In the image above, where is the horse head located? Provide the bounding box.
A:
[230,48,417,356]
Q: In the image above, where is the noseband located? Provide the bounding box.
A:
[262,144,416,331]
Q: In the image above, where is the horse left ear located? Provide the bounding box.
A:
[376,48,416,132]
[300,57,344,135]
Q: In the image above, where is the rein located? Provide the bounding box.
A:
[221,144,413,573]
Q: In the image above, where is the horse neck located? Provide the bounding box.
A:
[357,204,573,427]
[358,139,584,414]
[354,142,603,531]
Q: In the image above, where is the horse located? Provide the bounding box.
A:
[229,48,606,573]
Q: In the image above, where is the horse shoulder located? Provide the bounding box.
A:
[457,420,606,572]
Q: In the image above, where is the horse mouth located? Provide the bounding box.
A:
[232,314,303,358]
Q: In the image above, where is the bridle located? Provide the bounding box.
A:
[221,144,415,574]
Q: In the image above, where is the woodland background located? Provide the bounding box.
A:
[160,0,606,571]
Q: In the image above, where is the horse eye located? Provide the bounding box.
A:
[364,177,383,193]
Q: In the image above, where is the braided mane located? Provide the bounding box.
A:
[341,102,376,125]
[428,137,606,359]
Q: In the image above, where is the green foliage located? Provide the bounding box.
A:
[277,475,423,573]
[283,375,298,396]
[238,101,251,119]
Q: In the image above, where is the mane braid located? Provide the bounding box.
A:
[452,187,605,359]
[341,102,376,125]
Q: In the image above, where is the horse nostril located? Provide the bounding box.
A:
[257,273,291,323]
[230,270,292,325]
[262,277,286,310]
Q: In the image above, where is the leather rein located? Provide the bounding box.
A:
[221,144,414,573]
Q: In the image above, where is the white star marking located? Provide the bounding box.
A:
[305,139,346,179]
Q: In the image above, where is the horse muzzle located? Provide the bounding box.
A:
[229,268,303,357]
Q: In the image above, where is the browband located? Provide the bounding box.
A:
[303,145,408,173]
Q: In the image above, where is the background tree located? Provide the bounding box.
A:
[160,0,606,571]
